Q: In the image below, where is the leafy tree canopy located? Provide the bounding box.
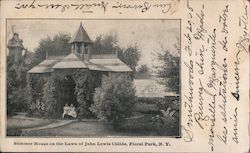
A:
[153,39,180,94]
[92,33,141,72]
[91,74,136,129]
[33,33,71,65]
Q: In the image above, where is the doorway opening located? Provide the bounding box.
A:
[55,75,77,118]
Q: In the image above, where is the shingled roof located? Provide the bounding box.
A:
[52,53,88,69]
[69,22,92,44]
[28,59,59,73]
[134,79,179,98]
[28,54,132,73]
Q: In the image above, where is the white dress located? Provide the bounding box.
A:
[68,107,77,118]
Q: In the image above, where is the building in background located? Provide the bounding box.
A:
[7,33,24,62]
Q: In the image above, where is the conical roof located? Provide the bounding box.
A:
[69,22,92,44]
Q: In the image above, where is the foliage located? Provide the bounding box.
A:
[92,33,120,54]
[27,74,48,117]
[42,74,58,117]
[153,41,180,94]
[137,64,149,74]
[33,33,71,65]
[7,56,28,88]
[91,74,136,129]
[118,45,141,72]
[134,64,151,79]
[128,96,180,135]
[7,55,30,115]
[27,69,105,118]
[119,114,179,136]
[7,87,29,115]
[92,33,141,72]
[73,70,93,118]
[72,70,104,118]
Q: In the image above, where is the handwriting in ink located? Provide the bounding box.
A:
[111,2,151,13]
[215,59,228,143]
[217,58,228,124]
[14,0,173,14]
[193,4,207,41]
[152,3,171,13]
[238,4,249,53]
[199,80,216,151]
[239,4,249,35]
[218,5,229,52]
[184,0,194,57]
[194,79,210,130]
[208,92,216,152]
[231,51,240,101]
[15,0,108,13]
[184,60,194,129]
[232,3,249,101]
[207,29,219,90]
[195,45,205,75]
[217,126,228,144]
[69,2,108,13]
[181,125,194,142]
[232,107,238,143]
[219,5,229,34]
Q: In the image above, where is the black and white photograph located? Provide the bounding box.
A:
[6,19,180,137]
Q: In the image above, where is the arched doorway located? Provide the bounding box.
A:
[55,75,77,118]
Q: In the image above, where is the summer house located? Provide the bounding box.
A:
[27,22,132,117]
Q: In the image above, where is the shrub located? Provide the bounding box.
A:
[134,102,159,114]
[27,74,47,117]
[7,87,29,115]
[91,73,136,129]
[120,114,179,136]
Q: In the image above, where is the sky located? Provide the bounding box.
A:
[7,19,180,67]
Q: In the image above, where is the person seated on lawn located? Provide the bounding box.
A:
[68,104,77,118]
[62,103,70,118]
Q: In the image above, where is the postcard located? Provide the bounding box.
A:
[0,0,249,152]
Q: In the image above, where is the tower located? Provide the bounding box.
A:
[69,22,93,61]
[7,32,24,62]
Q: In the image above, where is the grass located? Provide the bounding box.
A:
[7,118,54,129]
[21,121,146,137]
[7,117,55,136]
[7,114,179,137]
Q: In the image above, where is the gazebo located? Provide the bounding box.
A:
[27,22,132,118]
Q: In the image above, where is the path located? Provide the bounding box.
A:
[22,120,75,131]
[11,115,77,131]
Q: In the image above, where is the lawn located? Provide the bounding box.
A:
[21,121,147,137]
[7,117,56,136]
[7,114,179,137]
[7,117,55,129]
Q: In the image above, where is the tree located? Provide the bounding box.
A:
[137,64,149,73]
[92,33,141,72]
[7,55,30,115]
[90,74,136,129]
[153,40,180,94]
[92,33,120,55]
[33,33,71,65]
[118,45,141,72]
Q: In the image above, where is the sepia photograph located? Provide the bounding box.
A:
[6,19,180,137]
